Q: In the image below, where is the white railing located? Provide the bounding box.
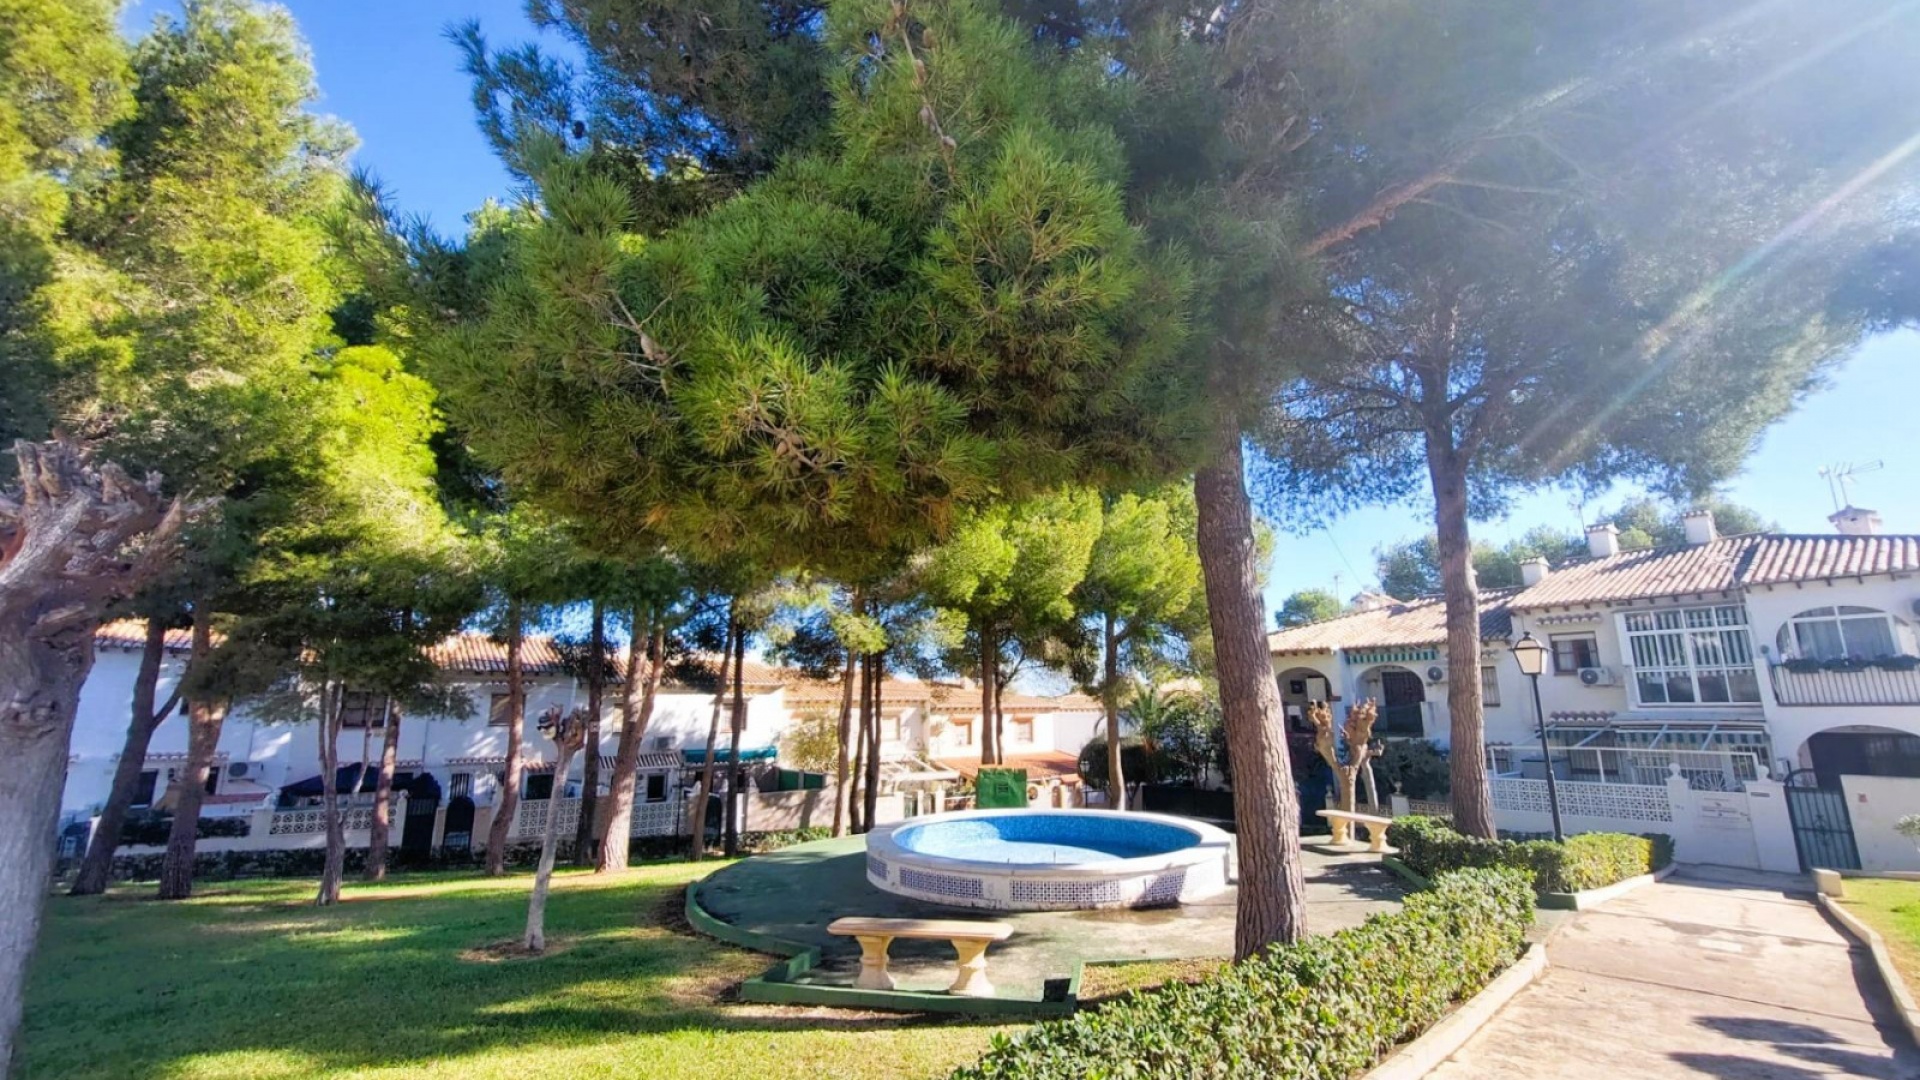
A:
[630,800,684,837]
[1495,747,1765,793]
[513,798,582,841]
[267,806,375,836]
[1490,777,1673,823]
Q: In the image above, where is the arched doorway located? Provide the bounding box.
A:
[1276,667,1332,735]
[1360,665,1427,737]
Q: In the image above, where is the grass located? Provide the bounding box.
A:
[1840,877,1920,992]
[23,862,1018,1080]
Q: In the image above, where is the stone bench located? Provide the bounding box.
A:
[827,916,1014,997]
[1318,809,1395,852]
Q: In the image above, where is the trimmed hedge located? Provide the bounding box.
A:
[117,811,250,846]
[950,868,1534,1080]
[1389,816,1672,894]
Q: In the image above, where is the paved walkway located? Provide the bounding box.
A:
[1429,866,1920,1079]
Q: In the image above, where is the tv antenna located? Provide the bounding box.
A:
[1818,461,1883,512]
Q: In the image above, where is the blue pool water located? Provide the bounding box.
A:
[893,813,1198,865]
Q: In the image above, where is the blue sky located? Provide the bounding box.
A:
[124,0,1920,613]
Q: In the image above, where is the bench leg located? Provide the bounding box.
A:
[948,939,995,997]
[853,935,896,991]
[1327,818,1351,845]
[1362,821,1390,854]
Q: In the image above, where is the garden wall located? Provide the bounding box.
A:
[1841,775,1920,871]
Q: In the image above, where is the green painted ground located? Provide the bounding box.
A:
[1842,877,1920,992]
[23,863,1014,1080]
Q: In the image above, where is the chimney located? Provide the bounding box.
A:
[1682,509,1718,546]
[1585,523,1620,559]
[1519,557,1551,587]
[1830,506,1882,537]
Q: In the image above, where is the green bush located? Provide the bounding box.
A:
[117,812,251,846]
[1389,816,1672,894]
[951,868,1534,1080]
[1377,740,1451,799]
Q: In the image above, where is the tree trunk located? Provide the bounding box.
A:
[72,616,178,895]
[0,439,189,1072]
[1104,613,1126,810]
[156,607,222,901]
[363,699,399,881]
[573,599,606,864]
[0,618,95,1075]
[722,623,747,858]
[485,609,527,875]
[598,609,662,873]
[1193,434,1308,960]
[1426,436,1495,838]
[688,611,734,860]
[831,643,855,837]
[978,628,999,766]
[525,738,579,953]
[863,651,882,828]
[316,684,346,906]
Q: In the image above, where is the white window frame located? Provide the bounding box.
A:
[1777,605,1907,661]
[1620,604,1760,707]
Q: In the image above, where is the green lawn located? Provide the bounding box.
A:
[23,863,1014,1080]
[1841,877,1920,992]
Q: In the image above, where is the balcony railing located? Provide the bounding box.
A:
[1769,661,1920,706]
[1377,702,1428,737]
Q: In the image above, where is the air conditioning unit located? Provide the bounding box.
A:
[1426,665,1447,684]
[227,761,254,780]
[1578,667,1618,687]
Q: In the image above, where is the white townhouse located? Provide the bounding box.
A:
[61,625,1104,861]
[1271,507,1920,872]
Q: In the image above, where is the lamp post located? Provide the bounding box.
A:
[1510,631,1564,842]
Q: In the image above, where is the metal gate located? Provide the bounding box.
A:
[400,792,440,862]
[1782,768,1861,872]
[442,796,475,852]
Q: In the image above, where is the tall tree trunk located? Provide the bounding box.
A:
[525,735,580,953]
[1104,613,1126,810]
[72,617,179,895]
[598,612,663,872]
[722,623,747,858]
[978,628,999,766]
[363,698,399,881]
[850,656,869,833]
[0,439,188,1072]
[1194,434,1308,960]
[574,599,606,864]
[688,610,734,860]
[316,684,346,906]
[864,651,883,827]
[1426,435,1495,838]
[157,607,222,901]
[831,641,856,837]
[485,608,527,875]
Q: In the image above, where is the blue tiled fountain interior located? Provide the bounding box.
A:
[894,814,1197,864]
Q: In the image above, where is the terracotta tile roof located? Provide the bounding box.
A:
[1505,532,1920,608]
[426,634,570,676]
[936,751,1085,783]
[1267,591,1517,655]
[1741,534,1920,586]
[1506,537,1756,608]
[94,619,196,653]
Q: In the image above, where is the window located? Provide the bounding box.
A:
[449,772,472,799]
[132,770,159,808]
[488,693,513,727]
[1551,634,1599,674]
[644,774,667,803]
[522,772,554,800]
[1011,716,1035,744]
[885,715,905,742]
[339,691,386,729]
[1779,606,1903,661]
[650,736,672,752]
[1479,667,1502,708]
[1623,605,1759,705]
[952,718,975,746]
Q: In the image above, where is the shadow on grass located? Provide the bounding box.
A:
[26,865,1008,1080]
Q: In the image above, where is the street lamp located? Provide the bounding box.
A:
[1509,632,1564,842]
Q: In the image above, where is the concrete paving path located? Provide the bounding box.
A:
[1428,865,1920,1080]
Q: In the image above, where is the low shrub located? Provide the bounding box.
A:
[116,812,251,846]
[951,867,1534,1080]
[1389,815,1672,894]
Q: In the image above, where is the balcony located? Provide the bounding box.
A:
[1768,659,1920,706]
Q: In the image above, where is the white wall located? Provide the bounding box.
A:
[1744,576,1920,766]
[1840,774,1920,871]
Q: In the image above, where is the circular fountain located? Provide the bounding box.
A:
[865,809,1234,911]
